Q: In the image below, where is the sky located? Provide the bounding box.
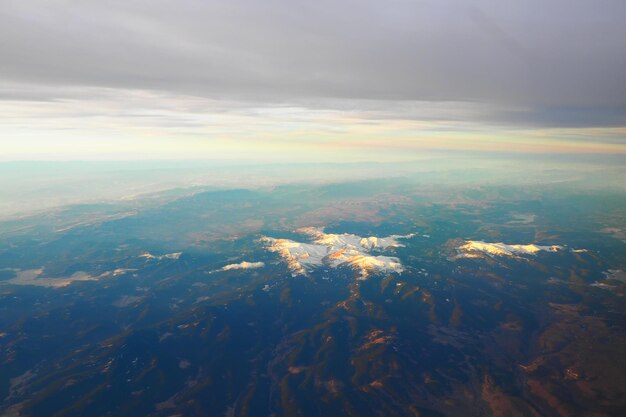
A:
[1,0,625,161]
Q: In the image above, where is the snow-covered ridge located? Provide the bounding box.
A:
[261,227,412,278]
[298,227,413,251]
[220,261,265,271]
[458,241,562,258]
[139,252,182,261]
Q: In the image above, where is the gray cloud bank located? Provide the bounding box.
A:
[1,0,625,127]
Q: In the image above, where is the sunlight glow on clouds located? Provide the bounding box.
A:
[1,88,625,161]
[0,0,625,161]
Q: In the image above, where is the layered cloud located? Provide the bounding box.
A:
[262,227,410,278]
[1,0,625,161]
[1,1,624,115]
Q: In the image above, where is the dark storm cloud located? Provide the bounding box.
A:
[1,0,625,127]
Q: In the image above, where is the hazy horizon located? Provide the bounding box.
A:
[2,152,625,221]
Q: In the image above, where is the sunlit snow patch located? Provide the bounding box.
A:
[457,241,562,258]
[220,261,265,271]
[261,227,412,278]
[139,252,182,261]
